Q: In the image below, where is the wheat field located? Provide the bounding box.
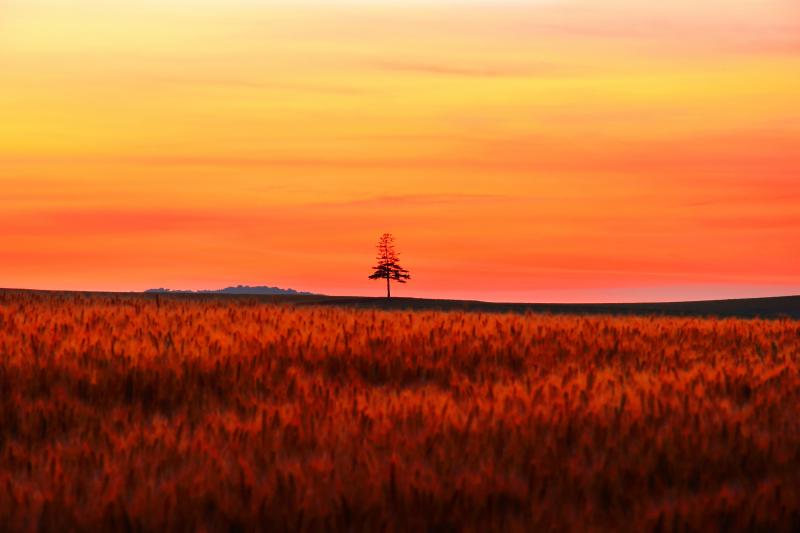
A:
[1,291,799,531]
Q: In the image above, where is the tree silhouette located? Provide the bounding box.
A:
[368,233,410,299]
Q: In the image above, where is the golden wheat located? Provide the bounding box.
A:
[0,291,799,531]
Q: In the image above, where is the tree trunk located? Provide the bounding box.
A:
[386,274,391,299]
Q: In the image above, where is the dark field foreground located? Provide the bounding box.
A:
[1,291,800,531]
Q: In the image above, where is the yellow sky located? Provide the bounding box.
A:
[1,0,798,301]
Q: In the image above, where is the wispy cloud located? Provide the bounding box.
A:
[308,193,515,209]
[371,60,570,78]
[153,77,369,95]
[1,209,231,236]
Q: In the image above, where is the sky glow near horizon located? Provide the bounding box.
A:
[1,0,798,302]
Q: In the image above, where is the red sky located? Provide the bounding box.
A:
[1,0,798,302]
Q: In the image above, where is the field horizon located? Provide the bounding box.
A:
[2,288,798,320]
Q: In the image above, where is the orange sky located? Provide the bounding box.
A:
[1,0,798,302]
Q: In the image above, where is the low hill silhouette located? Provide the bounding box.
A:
[145,285,315,296]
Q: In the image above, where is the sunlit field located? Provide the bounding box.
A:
[1,291,799,531]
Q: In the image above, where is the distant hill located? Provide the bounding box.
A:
[286,295,800,319]
[144,285,315,296]
[139,292,799,319]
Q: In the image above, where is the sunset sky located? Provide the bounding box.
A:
[1,0,798,302]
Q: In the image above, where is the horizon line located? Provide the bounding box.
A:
[1,286,798,307]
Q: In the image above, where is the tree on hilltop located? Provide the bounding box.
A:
[368,233,410,299]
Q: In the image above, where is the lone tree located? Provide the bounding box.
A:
[368,233,410,299]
